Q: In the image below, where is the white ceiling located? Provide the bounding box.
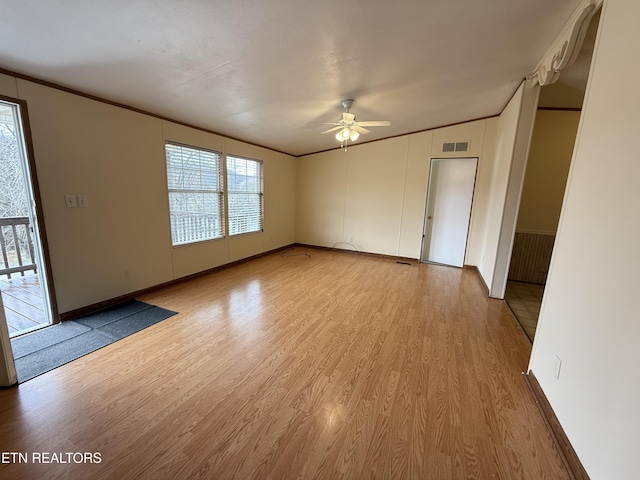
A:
[0,0,583,156]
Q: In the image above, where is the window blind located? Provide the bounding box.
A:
[165,142,224,245]
[226,155,263,236]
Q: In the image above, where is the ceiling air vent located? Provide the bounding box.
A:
[442,141,469,153]
[455,141,469,152]
[442,142,455,152]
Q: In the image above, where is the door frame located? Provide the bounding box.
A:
[420,156,479,267]
[1,94,59,325]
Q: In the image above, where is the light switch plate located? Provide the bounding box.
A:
[65,195,78,208]
[77,195,88,208]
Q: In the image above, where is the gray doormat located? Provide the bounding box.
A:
[10,300,177,383]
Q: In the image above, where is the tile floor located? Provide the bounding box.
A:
[504,280,544,342]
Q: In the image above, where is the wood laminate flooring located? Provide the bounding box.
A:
[0,248,569,479]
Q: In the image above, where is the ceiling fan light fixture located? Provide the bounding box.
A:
[318,99,390,149]
[335,127,358,147]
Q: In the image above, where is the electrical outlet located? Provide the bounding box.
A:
[553,355,562,380]
[65,194,78,208]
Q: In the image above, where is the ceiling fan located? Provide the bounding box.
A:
[315,99,391,148]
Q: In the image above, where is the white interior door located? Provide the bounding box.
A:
[421,157,478,267]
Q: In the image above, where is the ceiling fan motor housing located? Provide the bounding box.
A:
[342,99,354,111]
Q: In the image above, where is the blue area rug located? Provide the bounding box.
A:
[10,300,177,383]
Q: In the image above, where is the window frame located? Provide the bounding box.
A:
[165,141,225,247]
[225,154,264,237]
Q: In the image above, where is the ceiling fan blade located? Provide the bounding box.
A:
[309,122,341,125]
[321,126,344,134]
[351,125,371,135]
[356,120,391,127]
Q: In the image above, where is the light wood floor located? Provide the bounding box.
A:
[0,248,569,479]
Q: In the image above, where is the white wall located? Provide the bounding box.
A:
[297,119,496,260]
[477,83,528,290]
[343,137,409,256]
[398,131,433,258]
[465,118,499,266]
[489,80,540,298]
[529,1,640,478]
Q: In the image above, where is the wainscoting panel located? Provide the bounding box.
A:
[508,232,555,284]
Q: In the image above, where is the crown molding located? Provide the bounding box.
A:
[529,0,602,87]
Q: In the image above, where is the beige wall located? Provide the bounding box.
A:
[297,119,497,261]
[476,82,529,290]
[516,109,580,234]
[0,73,18,97]
[529,1,640,478]
[0,76,296,315]
[17,80,174,312]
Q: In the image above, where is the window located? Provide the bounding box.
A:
[165,142,224,245]
[226,155,263,236]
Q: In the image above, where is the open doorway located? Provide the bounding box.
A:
[504,109,579,340]
[0,98,56,338]
[504,11,599,341]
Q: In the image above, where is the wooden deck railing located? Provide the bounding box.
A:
[0,217,37,278]
[171,213,222,245]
